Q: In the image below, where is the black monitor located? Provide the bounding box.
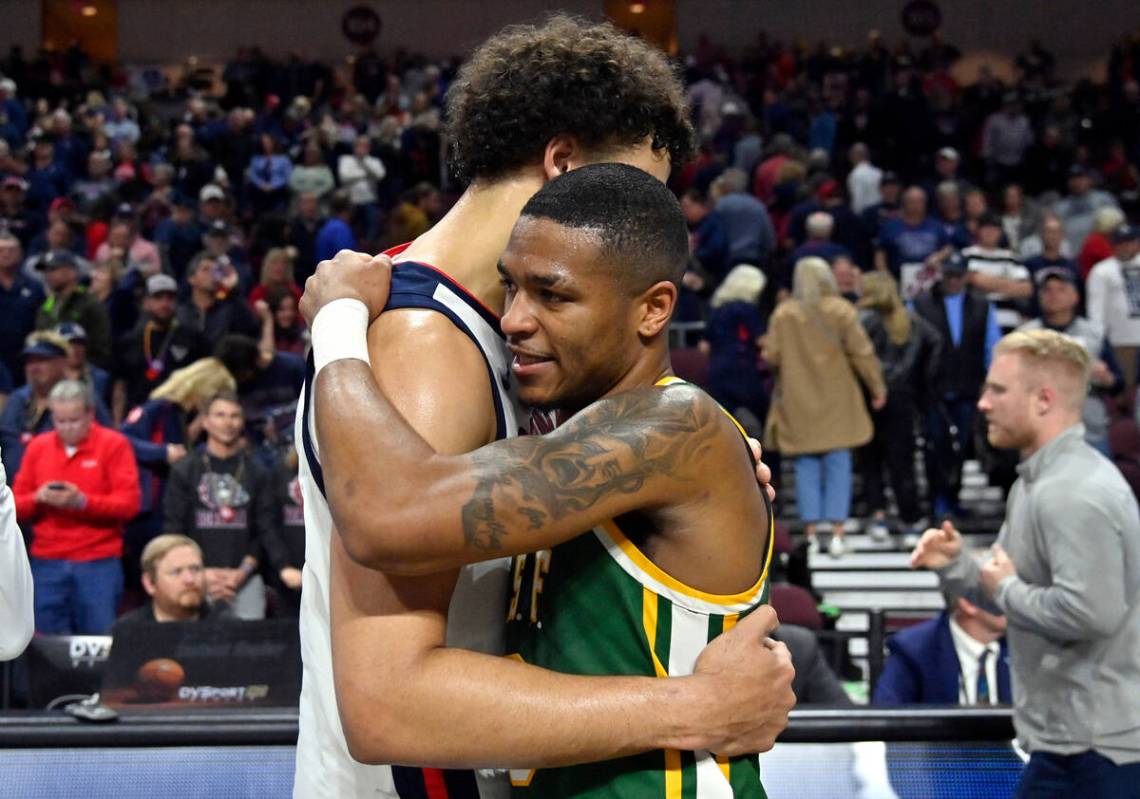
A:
[101,619,301,708]
[25,635,113,709]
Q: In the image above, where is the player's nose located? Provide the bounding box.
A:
[501,293,538,337]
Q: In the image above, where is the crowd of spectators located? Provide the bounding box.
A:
[1,24,1140,638]
[675,28,1140,552]
[0,42,458,631]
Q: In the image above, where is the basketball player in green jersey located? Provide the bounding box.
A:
[306,163,778,798]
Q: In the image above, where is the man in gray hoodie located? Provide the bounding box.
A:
[912,328,1140,798]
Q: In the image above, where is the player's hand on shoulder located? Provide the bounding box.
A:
[746,436,776,502]
[692,605,795,756]
[300,250,394,326]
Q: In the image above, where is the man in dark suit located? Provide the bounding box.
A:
[773,624,853,706]
[913,252,1002,519]
[872,587,1012,705]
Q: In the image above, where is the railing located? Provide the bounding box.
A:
[0,706,1015,748]
[668,321,707,349]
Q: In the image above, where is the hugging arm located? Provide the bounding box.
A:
[316,359,722,574]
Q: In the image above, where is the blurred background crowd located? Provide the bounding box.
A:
[2,9,1140,708]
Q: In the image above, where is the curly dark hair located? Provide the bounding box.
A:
[445,14,694,183]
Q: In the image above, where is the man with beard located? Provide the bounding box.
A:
[111,534,230,630]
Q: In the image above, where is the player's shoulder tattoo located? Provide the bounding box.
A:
[460,385,721,554]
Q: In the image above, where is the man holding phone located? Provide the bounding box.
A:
[11,379,140,634]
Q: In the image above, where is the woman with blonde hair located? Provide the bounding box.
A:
[119,357,236,605]
[764,256,886,556]
[699,264,768,434]
[249,246,302,307]
[1077,205,1126,279]
[857,271,943,545]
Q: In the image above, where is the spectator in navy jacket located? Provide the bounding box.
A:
[700,264,768,435]
[0,332,112,480]
[0,232,45,385]
[55,322,112,408]
[873,586,1011,706]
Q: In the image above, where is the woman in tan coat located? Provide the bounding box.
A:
[764,257,886,556]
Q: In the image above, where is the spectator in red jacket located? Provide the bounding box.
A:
[12,379,140,633]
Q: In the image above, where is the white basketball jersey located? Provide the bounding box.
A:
[293,260,524,798]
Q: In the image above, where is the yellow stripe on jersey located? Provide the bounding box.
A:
[716,753,732,782]
[715,614,739,783]
[650,374,777,599]
[641,584,682,797]
[641,588,669,678]
[604,520,770,606]
[665,749,683,799]
[654,375,749,438]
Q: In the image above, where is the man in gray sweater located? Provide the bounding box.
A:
[912,328,1140,798]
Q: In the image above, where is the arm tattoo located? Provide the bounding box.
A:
[460,388,719,553]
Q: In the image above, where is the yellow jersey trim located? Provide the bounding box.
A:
[601,518,773,607]
[655,375,749,438]
[641,587,670,678]
[665,749,683,799]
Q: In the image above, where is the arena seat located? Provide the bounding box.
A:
[769,582,823,630]
[669,347,709,387]
[1108,418,1140,499]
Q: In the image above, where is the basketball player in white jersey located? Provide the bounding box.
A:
[293,17,792,798]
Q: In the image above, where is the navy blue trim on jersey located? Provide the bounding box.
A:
[391,765,480,799]
[298,262,509,498]
[300,351,326,499]
[385,261,508,441]
[391,767,429,799]
[389,260,503,334]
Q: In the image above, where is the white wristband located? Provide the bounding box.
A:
[311,299,371,377]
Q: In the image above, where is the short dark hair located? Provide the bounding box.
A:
[213,334,260,380]
[204,389,242,414]
[445,14,694,183]
[328,190,352,216]
[187,250,215,275]
[519,162,689,292]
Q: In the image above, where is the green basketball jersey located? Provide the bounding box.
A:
[505,382,774,798]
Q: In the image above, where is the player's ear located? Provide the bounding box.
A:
[542,134,583,180]
[637,280,677,339]
[141,572,157,598]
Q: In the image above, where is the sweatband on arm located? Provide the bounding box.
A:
[311,299,371,377]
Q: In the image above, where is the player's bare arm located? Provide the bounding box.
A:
[317,362,757,577]
[329,312,793,768]
[306,252,764,575]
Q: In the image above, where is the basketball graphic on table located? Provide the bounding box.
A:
[135,658,185,702]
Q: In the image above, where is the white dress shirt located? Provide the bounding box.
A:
[948,615,1001,705]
